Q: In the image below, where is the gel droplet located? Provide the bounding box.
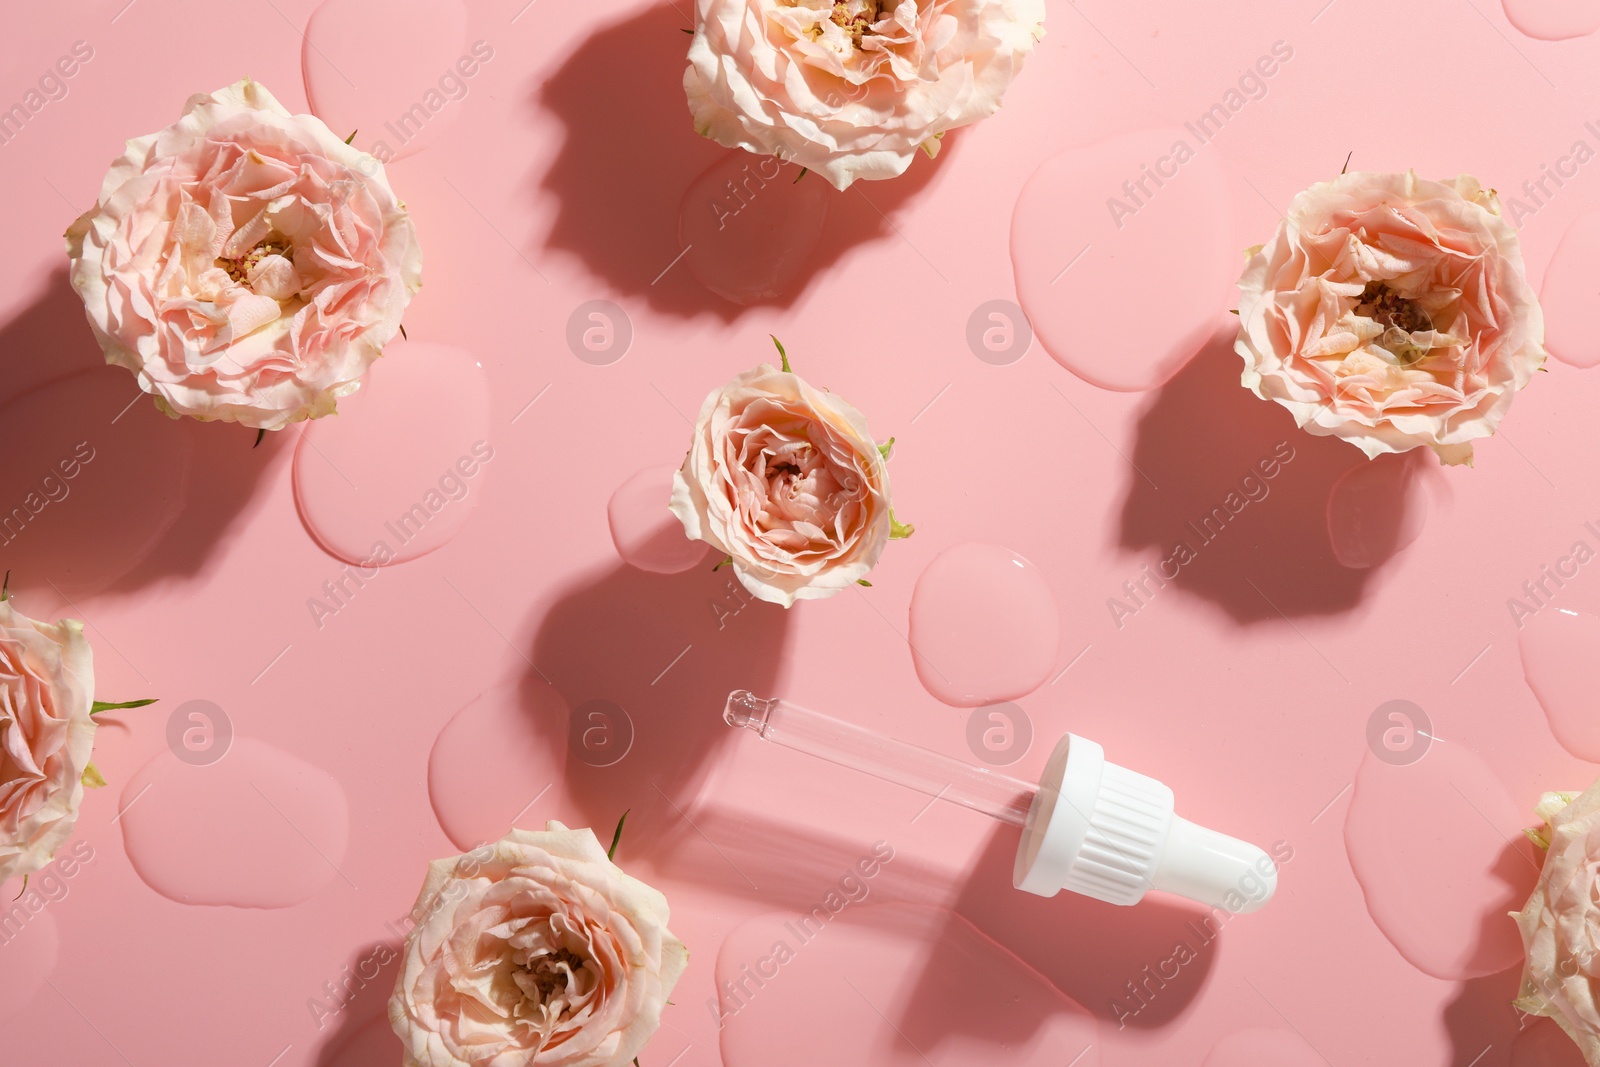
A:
[302,0,471,161]
[908,543,1060,707]
[1541,209,1600,368]
[678,150,831,305]
[1518,608,1600,761]
[119,738,351,909]
[1203,1028,1326,1067]
[0,370,191,607]
[294,343,491,567]
[1501,0,1600,40]
[1011,128,1233,392]
[1343,741,1539,979]
[429,679,569,851]
[0,909,55,1022]
[608,465,709,575]
[717,903,1098,1067]
[1326,451,1430,569]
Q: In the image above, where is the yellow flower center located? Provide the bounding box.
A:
[217,238,290,286]
[829,0,881,47]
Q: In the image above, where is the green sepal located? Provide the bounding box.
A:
[91,699,156,715]
[889,510,914,540]
[608,810,630,862]
[81,763,107,789]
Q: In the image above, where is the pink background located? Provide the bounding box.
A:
[3,0,1600,1063]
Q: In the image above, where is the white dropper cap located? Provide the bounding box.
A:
[1015,734,1276,911]
[723,690,1277,913]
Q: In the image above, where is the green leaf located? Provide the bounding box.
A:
[889,510,914,540]
[771,335,790,373]
[81,763,107,789]
[711,554,733,572]
[91,699,157,715]
[877,437,895,460]
[857,579,872,587]
[608,810,630,862]
[344,129,358,145]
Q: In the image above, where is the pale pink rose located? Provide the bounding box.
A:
[0,598,95,886]
[1515,783,1600,1065]
[389,824,687,1067]
[1235,171,1545,465]
[66,78,422,431]
[670,358,905,606]
[684,0,1046,190]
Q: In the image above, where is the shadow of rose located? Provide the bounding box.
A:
[311,955,402,1067]
[521,560,792,866]
[1117,325,1385,623]
[1444,966,1524,1067]
[1441,837,1558,1067]
[0,269,288,617]
[532,3,951,318]
[1507,1017,1590,1066]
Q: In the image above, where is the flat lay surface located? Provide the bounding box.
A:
[3,0,1600,1063]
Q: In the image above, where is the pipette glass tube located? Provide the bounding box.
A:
[723,689,1035,827]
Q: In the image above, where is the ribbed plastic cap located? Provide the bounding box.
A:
[1013,735,1278,912]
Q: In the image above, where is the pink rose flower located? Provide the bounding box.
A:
[684,0,1046,189]
[670,353,906,606]
[1515,783,1600,1065]
[1235,171,1544,465]
[389,824,687,1067]
[66,79,422,431]
[0,598,95,886]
